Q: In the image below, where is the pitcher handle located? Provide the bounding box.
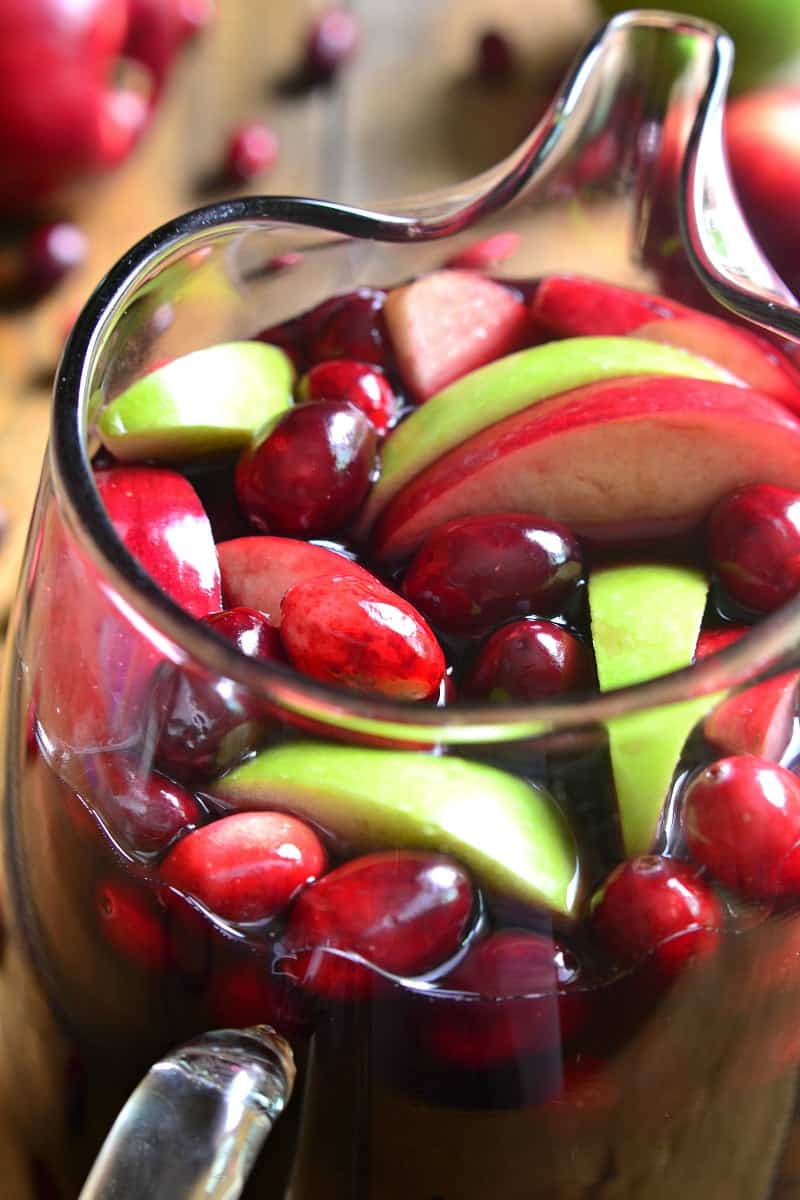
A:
[78,1026,295,1200]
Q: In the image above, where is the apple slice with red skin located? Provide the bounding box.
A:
[531,274,690,336]
[384,269,529,402]
[695,627,800,761]
[371,375,800,562]
[218,536,375,625]
[29,466,221,755]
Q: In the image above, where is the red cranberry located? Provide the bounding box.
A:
[160,811,327,924]
[709,484,800,612]
[476,29,515,81]
[225,122,279,182]
[463,619,593,702]
[255,314,307,373]
[209,957,309,1037]
[421,931,586,1068]
[683,756,800,900]
[402,513,582,638]
[86,755,204,856]
[591,856,721,981]
[235,401,376,537]
[278,851,475,1000]
[23,221,87,294]
[305,288,390,366]
[96,879,167,972]
[281,575,446,700]
[444,232,521,271]
[204,606,283,660]
[694,626,748,659]
[304,7,360,81]
[298,360,396,435]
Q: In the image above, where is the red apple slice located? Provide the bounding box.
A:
[531,274,689,337]
[384,270,529,402]
[218,536,375,625]
[29,466,221,756]
[695,628,800,760]
[371,375,800,562]
[634,315,800,414]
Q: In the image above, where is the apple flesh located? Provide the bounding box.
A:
[358,335,733,537]
[210,741,580,916]
[589,563,709,856]
[370,375,800,562]
[98,342,294,463]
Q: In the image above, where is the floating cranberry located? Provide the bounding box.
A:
[591,856,721,981]
[86,755,204,856]
[421,931,586,1068]
[23,221,87,294]
[255,314,307,373]
[709,484,800,613]
[281,575,445,700]
[278,851,475,1000]
[298,360,396,435]
[683,756,800,900]
[476,29,515,81]
[96,879,167,972]
[225,122,279,182]
[161,811,327,924]
[305,288,390,366]
[304,7,360,81]
[209,957,309,1037]
[463,619,593,702]
[205,606,284,660]
[402,513,582,638]
[235,400,376,537]
[444,232,521,271]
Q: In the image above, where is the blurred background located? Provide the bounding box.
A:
[0,0,799,644]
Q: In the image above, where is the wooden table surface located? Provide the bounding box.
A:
[0,0,595,635]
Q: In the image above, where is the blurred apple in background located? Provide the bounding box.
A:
[0,0,212,215]
[595,0,800,91]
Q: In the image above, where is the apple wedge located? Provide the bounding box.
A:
[358,336,734,537]
[589,563,709,856]
[210,742,579,915]
[98,342,294,463]
[370,375,800,562]
[218,536,375,624]
[531,274,690,336]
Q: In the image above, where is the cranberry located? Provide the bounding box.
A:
[402,513,582,638]
[204,606,283,660]
[255,314,307,373]
[476,30,515,81]
[160,811,327,924]
[23,221,87,294]
[281,575,445,700]
[444,232,521,271]
[298,360,396,435]
[709,484,800,612]
[86,755,204,856]
[225,122,279,181]
[421,931,586,1068]
[683,756,800,900]
[305,288,390,366]
[209,957,309,1037]
[591,856,721,981]
[95,879,167,972]
[463,619,594,702]
[304,7,360,81]
[278,851,475,1000]
[694,626,748,659]
[235,401,376,537]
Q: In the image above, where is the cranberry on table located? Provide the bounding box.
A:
[225,122,279,182]
[280,575,446,700]
[304,7,360,81]
[421,930,586,1068]
[709,484,800,612]
[23,221,87,294]
[235,400,376,537]
[683,756,800,900]
[95,879,168,972]
[305,288,390,367]
[463,619,594,702]
[298,360,396,435]
[87,755,204,857]
[278,851,475,1000]
[160,811,327,924]
[402,512,583,638]
[591,856,722,981]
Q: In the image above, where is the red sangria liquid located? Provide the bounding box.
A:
[9,266,800,1198]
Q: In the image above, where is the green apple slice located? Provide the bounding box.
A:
[211,742,580,916]
[357,336,736,535]
[98,341,294,463]
[589,563,709,856]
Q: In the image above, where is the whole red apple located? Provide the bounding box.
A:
[725,88,800,293]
